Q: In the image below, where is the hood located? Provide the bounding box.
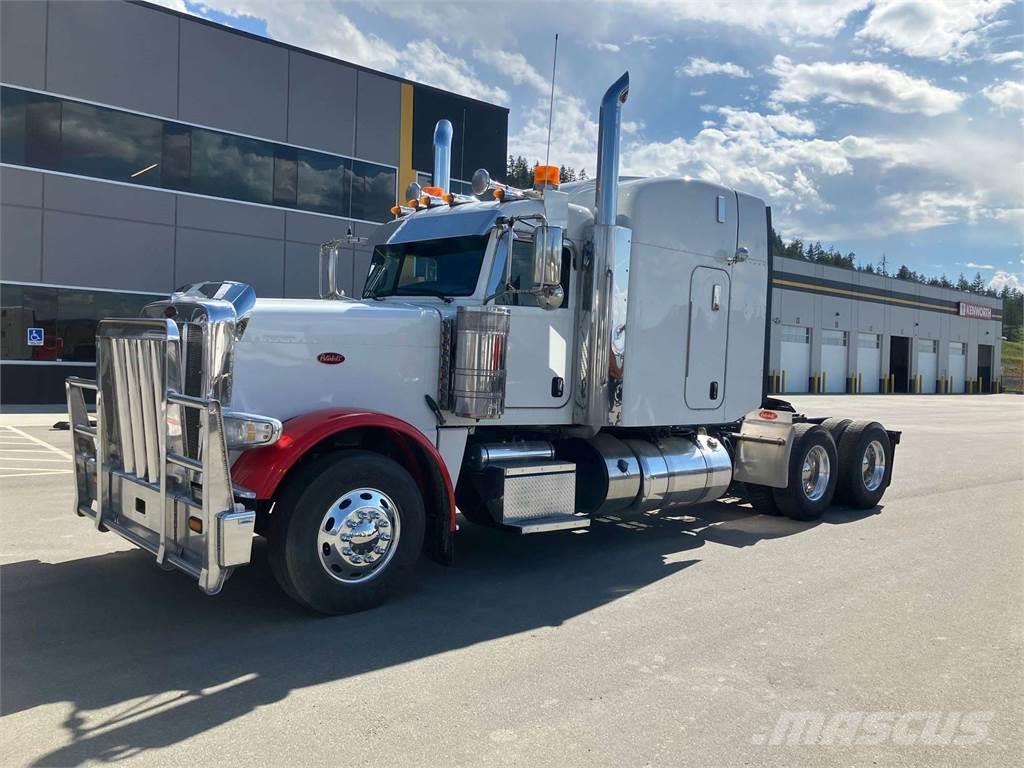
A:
[228,297,443,431]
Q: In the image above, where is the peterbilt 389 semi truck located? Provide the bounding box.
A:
[65,72,899,614]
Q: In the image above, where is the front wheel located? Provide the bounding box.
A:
[772,424,838,521]
[268,449,425,614]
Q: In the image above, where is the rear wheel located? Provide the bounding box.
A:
[820,417,852,446]
[835,421,892,509]
[772,424,838,521]
[268,450,425,614]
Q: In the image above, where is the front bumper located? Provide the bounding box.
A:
[66,318,259,594]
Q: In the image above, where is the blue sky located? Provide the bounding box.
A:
[160,0,1023,290]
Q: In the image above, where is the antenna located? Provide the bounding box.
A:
[544,33,559,170]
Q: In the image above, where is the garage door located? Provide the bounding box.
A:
[857,333,881,393]
[917,339,937,393]
[821,330,848,393]
[781,325,810,393]
[949,341,966,393]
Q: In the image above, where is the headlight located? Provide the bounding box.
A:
[223,412,283,449]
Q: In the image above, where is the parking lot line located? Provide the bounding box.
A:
[0,425,73,478]
[0,456,69,462]
[0,469,72,478]
[0,426,71,459]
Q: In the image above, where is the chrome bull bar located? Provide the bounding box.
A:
[66,318,255,594]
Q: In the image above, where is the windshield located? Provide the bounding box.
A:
[363,235,489,299]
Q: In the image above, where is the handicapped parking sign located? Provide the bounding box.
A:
[27,327,45,346]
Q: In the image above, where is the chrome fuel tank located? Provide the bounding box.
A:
[623,435,732,511]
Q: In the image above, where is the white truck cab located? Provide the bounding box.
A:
[66,72,900,613]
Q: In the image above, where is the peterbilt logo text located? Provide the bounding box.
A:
[317,352,346,365]
[758,410,779,420]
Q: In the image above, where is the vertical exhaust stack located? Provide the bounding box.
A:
[433,119,453,194]
[575,72,632,432]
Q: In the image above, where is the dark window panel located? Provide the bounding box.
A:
[191,128,274,205]
[162,122,192,191]
[350,160,396,223]
[297,150,350,216]
[0,283,58,361]
[24,94,62,170]
[273,145,298,207]
[61,101,163,184]
[461,105,508,183]
[56,288,161,363]
[1,87,28,165]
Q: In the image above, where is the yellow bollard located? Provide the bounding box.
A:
[890,373,895,393]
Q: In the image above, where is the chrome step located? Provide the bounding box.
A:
[506,513,590,534]
[480,459,582,533]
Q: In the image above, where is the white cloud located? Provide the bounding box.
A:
[676,57,751,78]
[406,41,508,104]
[473,48,548,94]
[874,190,987,232]
[856,0,1013,59]
[184,1,509,103]
[982,80,1024,112]
[988,270,1022,292]
[690,89,707,97]
[629,0,870,39]
[590,42,621,53]
[966,261,996,269]
[769,56,965,115]
[988,50,1024,64]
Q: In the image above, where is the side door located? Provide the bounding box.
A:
[495,238,574,409]
[685,266,731,409]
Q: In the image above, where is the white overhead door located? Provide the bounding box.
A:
[821,330,848,393]
[917,339,938,393]
[949,341,966,393]
[857,333,881,393]
[781,325,810,393]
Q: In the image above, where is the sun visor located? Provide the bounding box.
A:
[387,207,501,245]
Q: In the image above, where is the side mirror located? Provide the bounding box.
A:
[532,226,563,311]
[532,225,562,286]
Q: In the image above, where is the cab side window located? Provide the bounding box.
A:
[496,241,571,308]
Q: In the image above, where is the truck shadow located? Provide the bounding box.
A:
[2,499,879,765]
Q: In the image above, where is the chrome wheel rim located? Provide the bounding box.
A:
[861,440,886,492]
[317,488,401,583]
[801,445,831,502]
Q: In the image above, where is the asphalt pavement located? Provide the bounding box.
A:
[1,395,1022,767]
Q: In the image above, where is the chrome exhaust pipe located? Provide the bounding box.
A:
[595,72,629,226]
[575,72,631,431]
[433,119,453,193]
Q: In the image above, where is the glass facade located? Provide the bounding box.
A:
[0,86,397,223]
[1,283,163,363]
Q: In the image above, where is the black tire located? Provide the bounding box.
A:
[836,420,892,509]
[268,449,425,614]
[819,417,852,446]
[745,483,782,516]
[772,424,838,521]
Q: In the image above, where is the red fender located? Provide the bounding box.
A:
[232,408,456,531]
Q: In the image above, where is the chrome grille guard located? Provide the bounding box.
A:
[66,318,255,594]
